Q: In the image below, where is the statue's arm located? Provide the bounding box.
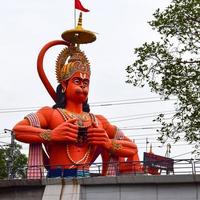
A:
[13,107,78,144]
[13,106,53,143]
[88,115,138,157]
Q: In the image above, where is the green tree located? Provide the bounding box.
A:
[0,143,27,179]
[126,0,200,146]
[0,148,7,178]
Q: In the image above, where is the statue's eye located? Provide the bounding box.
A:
[73,78,81,85]
[83,80,89,87]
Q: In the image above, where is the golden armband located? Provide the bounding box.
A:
[40,129,51,141]
[110,140,122,154]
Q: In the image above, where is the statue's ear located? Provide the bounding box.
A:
[61,81,67,91]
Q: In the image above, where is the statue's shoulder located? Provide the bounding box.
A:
[93,114,110,128]
[38,106,54,113]
[94,114,108,122]
[37,106,55,119]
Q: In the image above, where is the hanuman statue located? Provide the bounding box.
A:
[13,13,141,178]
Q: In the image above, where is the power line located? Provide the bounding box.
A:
[119,122,163,129]
[90,96,162,104]
[108,110,175,120]
[110,115,173,123]
[171,150,194,159]
[120,126,162,130]
[0,109,38,114]
[129,135,159,139]
[109,110,175,124]
[138,143,195,149]
[133,137,159,141]
[91,98,176,107]
[0,106,39,111]
[0,97,177,114]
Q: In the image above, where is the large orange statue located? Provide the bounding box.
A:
[13,13,141,178]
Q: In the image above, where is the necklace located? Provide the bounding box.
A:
[58,108,92,127]
[57,108,98,127]
[66,145,91,169]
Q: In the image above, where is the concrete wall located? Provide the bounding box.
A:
[0,175,200,200]
[0,180,44,200]
[79,175,200,200]
[81,184,199,200]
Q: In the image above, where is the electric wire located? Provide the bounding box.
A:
[119,126,162,130]
[0,97,176,114]
[171,150,194,159]
[108,110,175,120]
[109,111,174,123]
[90,98,176,107]
[90,96,162,104]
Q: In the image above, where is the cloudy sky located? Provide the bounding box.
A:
[0,0,193,159]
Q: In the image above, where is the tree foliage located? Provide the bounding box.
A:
[126,0,200,145]
[0,142,27,179]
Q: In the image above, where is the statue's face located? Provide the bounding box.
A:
[65,71,90,103]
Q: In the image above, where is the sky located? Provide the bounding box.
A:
[0,0,194,160]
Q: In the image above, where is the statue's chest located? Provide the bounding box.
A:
[54,108,97,128]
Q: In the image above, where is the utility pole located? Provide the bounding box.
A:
[146,137,149,152]
[4,129,15,179]
[165,143,171,158]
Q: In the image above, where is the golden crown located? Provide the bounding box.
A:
[55,46,90,83]
[56,12,96,83]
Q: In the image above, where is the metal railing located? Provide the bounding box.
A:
[2,159,200,180]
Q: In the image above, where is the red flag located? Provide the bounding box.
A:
[75,0,89,12]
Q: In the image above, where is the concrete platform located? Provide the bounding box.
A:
[0,175,200,200]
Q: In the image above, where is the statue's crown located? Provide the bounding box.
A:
[56,46,90,83]
[56,12,96,83]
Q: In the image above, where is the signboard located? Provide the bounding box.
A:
[143,152,174,172]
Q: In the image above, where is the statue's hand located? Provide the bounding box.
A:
[51,119,78,142]
[87,124,112,149]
